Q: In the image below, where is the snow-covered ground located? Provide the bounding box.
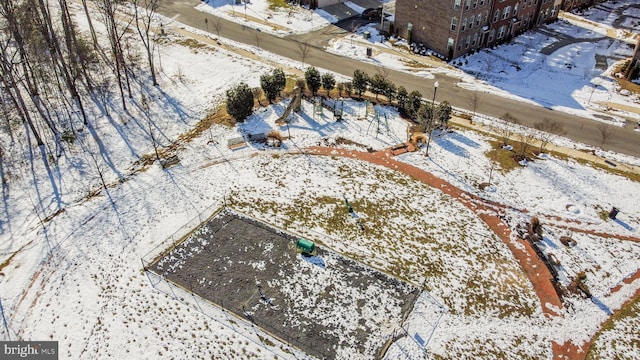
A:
[1,0,640,359]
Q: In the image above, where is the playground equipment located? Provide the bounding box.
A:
[296,238,316,255]
[313,97,323,119]
[366,111,390,137]
[275,86,302,125]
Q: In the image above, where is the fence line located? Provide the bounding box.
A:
[141,205,443,360]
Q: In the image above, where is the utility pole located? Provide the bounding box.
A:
[425,81,439,156]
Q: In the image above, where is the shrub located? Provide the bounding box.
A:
[305,67,321,96]
[226,82,254,122]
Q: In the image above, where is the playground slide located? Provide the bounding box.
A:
[276,87,302,125]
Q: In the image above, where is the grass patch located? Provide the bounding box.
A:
[573,156,640,183]
[613,63,640,94]
[485,140,522,174]
[400,58,433,69]
[586,295,640,359]
[267,0,291,10]
[175,38,210,51]
[0,252,18,273]
[457,123,639,182]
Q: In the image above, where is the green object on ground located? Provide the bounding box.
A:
[296,238,316,254]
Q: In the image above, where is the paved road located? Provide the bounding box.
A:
[158,0,639,158]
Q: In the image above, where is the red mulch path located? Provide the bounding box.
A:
[303,146,640,360]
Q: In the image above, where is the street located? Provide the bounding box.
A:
[158,0,639,157]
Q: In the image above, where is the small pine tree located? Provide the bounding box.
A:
[436,101,452,128]
[226,82,254,122]
[382,79,396,103]
[397,86,408,110]
[352,69,369,97]
[260,73,278,103]
[305,67,321,96]
[321,72,335,98]
[407,90,423,119]
[272,68,286,97]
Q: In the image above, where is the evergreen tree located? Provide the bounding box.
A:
[272,68,286,96]
[382,79,396,102]
[369,74,385,100]
[321,72,335,97]
[436,101,452,128]
[305,67,321,96]
[226,82,254,122]
[260,73,278,103]
[407,90,423,118]
[352,69,368,97]
[397,86,408,110]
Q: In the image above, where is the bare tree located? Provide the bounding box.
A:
[519,128,537,158]
[253,29,262,48]
[467,89,479,122]
[211,17,223,38]
[534,118,564,153]
[141,94,160,161]
[298,41,311,66]
[597,123,614,150]
[499,113,520,146]
[376,66,390,80]
[97,0,134,109]
[80,0,99,49]
[133,0,160,86]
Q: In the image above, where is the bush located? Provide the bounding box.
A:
[226,82,254,122]
[305,67,322,96]
[321,73,336,98]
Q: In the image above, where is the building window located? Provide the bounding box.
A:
[480,0,485,5]
[502,6,511,19]
[454,0,461,10]
[473,0,478,8]
[451,17,458,31]
[498,25,506,39]
[465,35,470,48]
[477,14,482,26]
[514,3,519,16]
[448,37,455,50]
[493,9,499,22]
[465,0,471,10]
[469,15,474,28]
[472,33,478,46]
[462,18,467,31]
[488,29,495,42]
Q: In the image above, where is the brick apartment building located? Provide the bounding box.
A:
[395,0,563,59]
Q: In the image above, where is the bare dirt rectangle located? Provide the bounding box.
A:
[149,210,419,359]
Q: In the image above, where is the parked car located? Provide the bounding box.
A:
[361,7,382,20]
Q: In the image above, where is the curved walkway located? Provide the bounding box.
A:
[302,144,640,360]
[303,147,564,309]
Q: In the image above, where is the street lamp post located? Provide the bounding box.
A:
[380,4,385,42]
[425,80,439,157]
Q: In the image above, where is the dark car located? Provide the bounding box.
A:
[361,7,382,20]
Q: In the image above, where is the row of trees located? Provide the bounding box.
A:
[227,66,453,137]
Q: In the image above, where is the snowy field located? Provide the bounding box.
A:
[1,0,640,359]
